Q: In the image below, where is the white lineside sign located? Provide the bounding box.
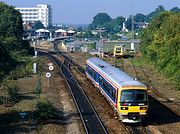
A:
[49,65,54,71]
[131,42,135,52]
[33,63,37,74]
[46,72,51,78]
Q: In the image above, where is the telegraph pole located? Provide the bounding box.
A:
[98,28,104,58]
[131,0,135,52]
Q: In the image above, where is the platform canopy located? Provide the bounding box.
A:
[55,29,66,33]
[36,29,50,33]
[67,30,75,33]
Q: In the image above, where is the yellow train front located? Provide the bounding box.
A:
[113,45,125,57]
[117,86,148,123]
[86,58,148,123]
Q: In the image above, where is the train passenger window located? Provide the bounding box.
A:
[93,71,96,79]
[86,66,90,73]
[102,80,116,101]
[112,90,116,100]
[99,76,102,82]
[95,73,99,82]
[88,67,93,76]
[103,82,111,94]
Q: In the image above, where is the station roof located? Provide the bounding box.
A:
[55,29,67,33]
[36,29,50,33]
[67,30,75,33]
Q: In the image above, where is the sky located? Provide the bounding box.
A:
[1,0,180,24]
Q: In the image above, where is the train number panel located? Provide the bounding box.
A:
[86,58,148,123]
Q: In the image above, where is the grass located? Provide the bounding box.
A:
[130,56,180,90]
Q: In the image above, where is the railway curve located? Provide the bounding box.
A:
[38,50,108,134]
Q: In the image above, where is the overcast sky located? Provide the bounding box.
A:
[1,0,180,24]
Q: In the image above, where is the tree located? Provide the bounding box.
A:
[134,13,146,22]
[92,13,112,28]
[125,16,139,31]
[146,5,166,22]
[33,20,45,29]
[140,12,180,86]
[170,7,180,13]
[111,16,125,32]
[0,2,23,40]
[46,24,54,29]
[156,5,165,12]
[0,2,32,80]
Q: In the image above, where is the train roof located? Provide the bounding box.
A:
[86,58,146,88]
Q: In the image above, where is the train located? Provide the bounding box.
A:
[85,57,148,123]
[113,44,125,57]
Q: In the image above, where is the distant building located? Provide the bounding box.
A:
[122,18,129,32]
[16,4,52,28]
[135,22,148,29]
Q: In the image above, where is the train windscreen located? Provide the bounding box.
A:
[120,90,147,105]
[116,47,121,51]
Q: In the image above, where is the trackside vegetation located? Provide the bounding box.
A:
[0,2,34,103]
[140,12,180,89]
[0,2,33,81]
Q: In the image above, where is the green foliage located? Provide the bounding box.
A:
[3,80,20,103]
[111,16,125,32]
[7,84,20,103]
[0,2,23,40]
[92,13,112,28]
[87,42,96,50]
[33,20,45,29]
[0,2,33,80]
[141,12,180,87]
[10,63,33,79]
[90,13,125,33]
[109,34,119,40]
[134,13,147,22]
[35,100,54,121]
[170,7,180,13]
[146,5,166,22]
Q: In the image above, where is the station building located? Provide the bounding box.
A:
[16,4,52,28]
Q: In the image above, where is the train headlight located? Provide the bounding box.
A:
[121,107,128,110]
[140,107,147,110]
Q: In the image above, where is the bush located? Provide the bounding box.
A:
[7,85,20,103]
[3,81,20,103]
[140,12,180,88]
[35,100,54,121]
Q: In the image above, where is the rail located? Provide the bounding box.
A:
[38,50,108,134]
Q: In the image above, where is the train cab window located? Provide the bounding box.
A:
[121,90,134,102]
[121,90,147,103]
[136,90,147,102]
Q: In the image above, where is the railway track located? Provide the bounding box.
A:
[123,58,180,132]
[129,59,180,115]
[55,52,152,134]
[38,50,108,134]
[61,54,180,134]
[125,124,150,134]
[38,47,179,133]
